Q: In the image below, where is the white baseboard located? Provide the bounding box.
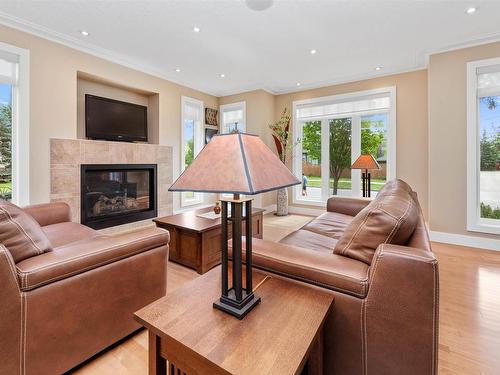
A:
[429,231,500,252]
[288,205,324,217]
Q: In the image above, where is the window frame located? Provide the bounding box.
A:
[180,96,204,207]
[219,101,246,134]
[0,42,29,206]
[466,57,500,235]
[292,87,397,206]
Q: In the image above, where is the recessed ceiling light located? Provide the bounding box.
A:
[296,82,301,87]
[466,6,477,14]
[80,30,89,36]
[310,49,317,55]
[175,68,181,73]
[375,66,383,71]
[193,26,201,32]
[220,73,225,78]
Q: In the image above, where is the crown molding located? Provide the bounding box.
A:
[2,10,500,98]
[0,11,222,97]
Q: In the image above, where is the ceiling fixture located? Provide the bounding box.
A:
[296,83,301,87]
[245,0,274,11]
[375,66,383,71]
[466,6,477,14]
[310,49,317,55]
[193,26,201,32]
[220,73,225,78]
[175,68,181,73]
[80,30,89,36]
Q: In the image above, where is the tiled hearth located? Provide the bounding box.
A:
[50,138,173,232]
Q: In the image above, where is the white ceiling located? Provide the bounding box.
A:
[1,0,500,96]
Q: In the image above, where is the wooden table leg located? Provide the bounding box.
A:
[307,328,323,375]
[149,331,166,375]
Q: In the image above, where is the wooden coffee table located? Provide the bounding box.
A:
[154,206,264,274]
[134,266,334,375]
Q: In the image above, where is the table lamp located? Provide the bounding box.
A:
[169,133,300,319]
[351,154,380,197]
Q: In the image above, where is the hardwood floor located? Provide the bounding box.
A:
[71,214,500,375]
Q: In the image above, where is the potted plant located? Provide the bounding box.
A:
[269,107,295,216]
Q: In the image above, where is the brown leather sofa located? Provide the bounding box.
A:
[235,179,438,375]
[0,200,169,375]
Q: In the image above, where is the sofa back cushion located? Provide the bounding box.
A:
[0,199,52,263]
[333,180,419,265]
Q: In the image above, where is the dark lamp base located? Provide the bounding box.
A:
[213,289,261,320]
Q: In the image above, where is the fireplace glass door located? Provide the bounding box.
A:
[81,164,157,229]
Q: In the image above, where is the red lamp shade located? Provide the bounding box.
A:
[351,154,381,170]
[169,133,301,195]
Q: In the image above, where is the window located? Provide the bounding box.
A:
[181,96,204,207]
[293,88,396,205]
[467,58,500,234]
[220,101,246,134]
[0,43,29,205]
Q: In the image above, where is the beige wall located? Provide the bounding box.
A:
[219,89,276,207]
[428,41,500,240]
[275,70,429,217]
[0,24,217,210]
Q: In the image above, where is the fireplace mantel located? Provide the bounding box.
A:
[50,138,172,231]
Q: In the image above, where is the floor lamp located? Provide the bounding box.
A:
[351,154,381,198]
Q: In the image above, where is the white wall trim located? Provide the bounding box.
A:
[466,57,500,236]
[0,41,29,205]
[430,231,500,252]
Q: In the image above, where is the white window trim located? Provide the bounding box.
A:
[219,101,246,134]
[466,57,500,235]
[292,87,397,206]
[180,96,204,207]
[0,42,29,206]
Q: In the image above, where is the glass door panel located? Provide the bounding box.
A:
[0,83,12,201]
[328,118,352,197]
[301,120,322,201]
[361,113,388,197]
[478,95,500,221]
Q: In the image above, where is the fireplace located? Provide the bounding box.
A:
[81,164,157,229]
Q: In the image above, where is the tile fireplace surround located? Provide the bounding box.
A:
[50,138,173,232]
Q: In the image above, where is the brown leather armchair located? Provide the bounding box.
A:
[233,180,438,375]
[0,201,169,375]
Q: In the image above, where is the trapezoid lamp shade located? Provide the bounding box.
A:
[351,154,381,170]
[168,132,301,195]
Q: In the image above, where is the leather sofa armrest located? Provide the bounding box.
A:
[16,227,170,291]
[326,196,372,216]
[22,202,71,226]
[0,245,22,374]
[365,244,439,374]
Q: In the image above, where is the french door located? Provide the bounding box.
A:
[297,112,389,203]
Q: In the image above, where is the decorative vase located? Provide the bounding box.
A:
[275,188,289,216]
[213,201,221,214]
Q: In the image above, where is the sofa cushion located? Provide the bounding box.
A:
[230,238,369,298]
[333,184,419,265]
[43,222,100,248]
[302,211,354,239]
[0,199,52,263]
[16,226,170,291]
[279,229,337,253]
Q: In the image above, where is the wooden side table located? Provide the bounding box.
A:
[134,266,334,375]
[154,206,264,274]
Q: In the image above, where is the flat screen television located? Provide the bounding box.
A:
[85,94,148,142]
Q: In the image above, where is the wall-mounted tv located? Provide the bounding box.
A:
[85,94,148,142]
